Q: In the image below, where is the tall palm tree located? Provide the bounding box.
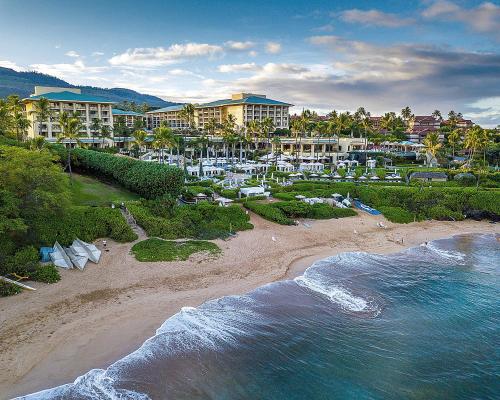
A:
[153,125,175,164]
[290,118,302,167]
[271,136,282,165]
[447,129,461,158]
[7,95,24,141]
[133,129,148,155]
[260,116,275,163]
[179,103,196,130]
[401,106,412,125]
[448,110,458,129]
[0,99,13,136]
[31,97,52,139]
[90,118,102,146]
[100,125,111,147]
[58,111,84,180]
[432,109,442,121]
[14,113,31,142]
[423,132,442,166]
[315,121,328,161]
[246,119,260,154]
[27,136,46,151]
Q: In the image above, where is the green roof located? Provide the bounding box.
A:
[112,108,144,116]
[197,96,292,108]
[147,104,185,113]
[26,91,115,103]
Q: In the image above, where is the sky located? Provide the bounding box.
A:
[0,0,499,126]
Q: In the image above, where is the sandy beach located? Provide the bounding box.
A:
[0,211,497,399]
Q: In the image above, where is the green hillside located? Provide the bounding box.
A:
[0,67,175,108]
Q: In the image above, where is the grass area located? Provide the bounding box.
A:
[70,173,139,206]
[131,238,221,262]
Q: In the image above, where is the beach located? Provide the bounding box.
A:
[1,212,498,399]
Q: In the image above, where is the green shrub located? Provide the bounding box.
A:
[32,206,137,246]
[127,201,253,239]
[427,206,464,221]
[378,206,415,223]
[131,238,220,262]
[0,281,22,297]
[1,246,39,276]
[244,202,294,225]
[454,173,476,186]
[314,206,357,219]
[273,201,311,218]
[69,148,184,199]
[30,264,61,283]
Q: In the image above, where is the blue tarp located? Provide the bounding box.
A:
[39,247,54,262]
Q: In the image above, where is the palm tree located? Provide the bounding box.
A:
[13,113,31,142]
[448,110,458,129]
[179,103,196,129]
[290,118,302,166]
[423,132,442,166]
[447,129,461,158]
[31,97,52,138]
[153,125,175,164]
[204,117,218,161]
[133,129,148,155]
[27,136,46,151]
[271,136,282,165]
[0,99,13,136]
[90,118,102,147]
[260,116,275,163]
[7,95,24,141]
[401,106,412,125]
[246,119,260,155]
[58,111,84,180]
[432,109,442,121]
[100,125,111,147]
[315,121,328,161]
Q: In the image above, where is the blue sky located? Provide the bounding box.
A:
[0,0,499,126]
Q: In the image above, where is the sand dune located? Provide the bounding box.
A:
[0,211,497,399]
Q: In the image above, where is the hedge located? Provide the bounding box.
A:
[69,148,184,199]
[378,206,415,223]
[244,202,294,225]
[31,206,138,246]
[127,201,253,240]
[0,281,22,297]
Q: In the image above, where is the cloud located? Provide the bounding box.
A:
[465,97,500,124]
[0,60,26,71]
[92,51,105,57]
[265,41,281,54]
[224,41,255,51]
[169,68,205,79]
[65,50,80,58]
[422,1,500,37]
[313,24,334,32]
[108,43,224,67]
[218,63,259,73]
[30,60,108,82]
[338,9,414,27]
[249,50,258,57]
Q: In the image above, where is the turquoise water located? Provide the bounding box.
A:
[21,234,499,399]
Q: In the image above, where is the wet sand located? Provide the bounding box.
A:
[0,211,497,399]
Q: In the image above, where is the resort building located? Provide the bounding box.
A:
[112,109,146,128]
[274,137,367,162]
[146,105,189,130]
[196,93,292,130]
[23,86,114,140]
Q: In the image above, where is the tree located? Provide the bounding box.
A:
[113,116,130,137]
[57,111,84,181]
[133,129,148,155]
[13,113,31,142]
[448,110,458,129]
[31,97,52,138]
[432,109,442,121]
[447,129,461,158]
[260,116,275,163]
[7,95,24,141]
[423,132,442,166]
[153,125,175,164]
[401,106,412,126]
[98,125,110,147]
[246,119,260,154]
[179,103,196,130]
[290,118,302,166]
[133,117,145,131]
[27,136,46,151]
[0,99,13,135]
[90,118,102,146]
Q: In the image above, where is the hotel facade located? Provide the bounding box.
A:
[112,109,146,128]
[146,93,292,131]
[23,86,114,140]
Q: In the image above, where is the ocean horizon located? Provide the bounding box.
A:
[18,233,499,400]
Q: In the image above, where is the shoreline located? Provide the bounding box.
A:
[1,213,498,399]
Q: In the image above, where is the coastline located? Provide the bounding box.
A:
[1,213,498,399]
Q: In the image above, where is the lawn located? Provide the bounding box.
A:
[70,173,140,206]
[131,238,221,262]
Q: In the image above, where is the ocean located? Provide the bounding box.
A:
[19,233,499,400]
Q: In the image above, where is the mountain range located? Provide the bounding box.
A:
[0,67,175,108]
